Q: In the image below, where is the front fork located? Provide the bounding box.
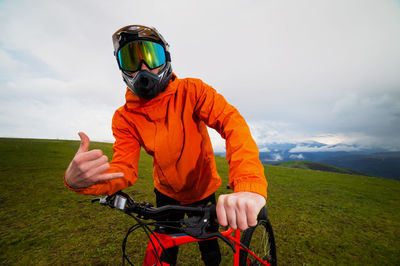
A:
[233,229,241,266]
[142,229,265,266]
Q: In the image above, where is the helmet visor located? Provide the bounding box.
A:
[117,41,166,72]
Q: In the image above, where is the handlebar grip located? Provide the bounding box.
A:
[207,205,267,222]
[209,204,217,220]
[257,206,268,221]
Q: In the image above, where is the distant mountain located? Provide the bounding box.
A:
[216,141,400,180]
[257,141,380,164]
[272,160,367,176]
[322,152,400,180]
[259,150,355,163]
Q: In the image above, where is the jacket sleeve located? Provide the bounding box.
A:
[193,81,268,199]
[64,110,141,195]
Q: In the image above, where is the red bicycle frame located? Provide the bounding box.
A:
[143,228,269,266]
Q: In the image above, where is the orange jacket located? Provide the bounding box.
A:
[67,74,267,204]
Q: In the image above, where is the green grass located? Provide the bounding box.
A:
[0,138,399,265]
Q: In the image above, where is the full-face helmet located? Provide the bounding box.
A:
[112,25,173,99]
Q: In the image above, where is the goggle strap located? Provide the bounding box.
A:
[165,51,171,62]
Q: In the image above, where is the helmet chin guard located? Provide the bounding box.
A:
[122,61,172,100]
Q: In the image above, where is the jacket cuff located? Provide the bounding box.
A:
[233,180,268,200]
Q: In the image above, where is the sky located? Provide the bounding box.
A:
[0,0,399,152]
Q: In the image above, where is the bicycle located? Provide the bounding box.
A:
[92,190,277,266]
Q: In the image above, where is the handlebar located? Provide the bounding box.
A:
[92,190,268,254]
[92,190,217,221]
[93,190,268,223]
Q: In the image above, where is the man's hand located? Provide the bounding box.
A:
[216,191,266,231]
[65,132,124,189]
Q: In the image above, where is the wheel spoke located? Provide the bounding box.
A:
[239,218,276,266]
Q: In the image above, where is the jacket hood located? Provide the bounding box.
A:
[125,73,178,110]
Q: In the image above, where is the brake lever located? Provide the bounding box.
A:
[91,196,109,205]
[91,191,135,208]
[183,218,235,252]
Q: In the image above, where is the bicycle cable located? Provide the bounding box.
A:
[122,223,142,266]
[123,212,170,266]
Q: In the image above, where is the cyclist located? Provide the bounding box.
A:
[64,25,268,266]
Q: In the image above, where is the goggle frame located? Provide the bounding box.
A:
[114,37,171,73]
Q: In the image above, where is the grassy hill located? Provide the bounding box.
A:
[273,160,367,176]
[0,138,399,265]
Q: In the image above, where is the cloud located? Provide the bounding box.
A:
[331,92,400,134]
[289,154,305,160]
[248,120,313,144]
[0,49,24,71]
[259,147,271,152]
[0,0,399,153]
[289,144,362,153]
[0,96,115,141]
[272,154,283,161]
[207,128,226,153]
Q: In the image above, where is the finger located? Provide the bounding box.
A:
[85,162,111,179]
[76,149,104,163]
[216,195,228,227]
[95,172,124,183]
[247,194,266,227]
[236,200,248,230]
[246,202,258,227]
[80,154,108,172]
[225,197,238,230]
[77,132,90,154]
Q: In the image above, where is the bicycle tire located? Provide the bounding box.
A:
[239,215,277,266]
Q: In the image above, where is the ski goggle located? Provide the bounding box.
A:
[117,41,166,72]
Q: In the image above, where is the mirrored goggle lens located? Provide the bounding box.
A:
[118,41,166,72]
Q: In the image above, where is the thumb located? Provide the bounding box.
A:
[77,132,90,153]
